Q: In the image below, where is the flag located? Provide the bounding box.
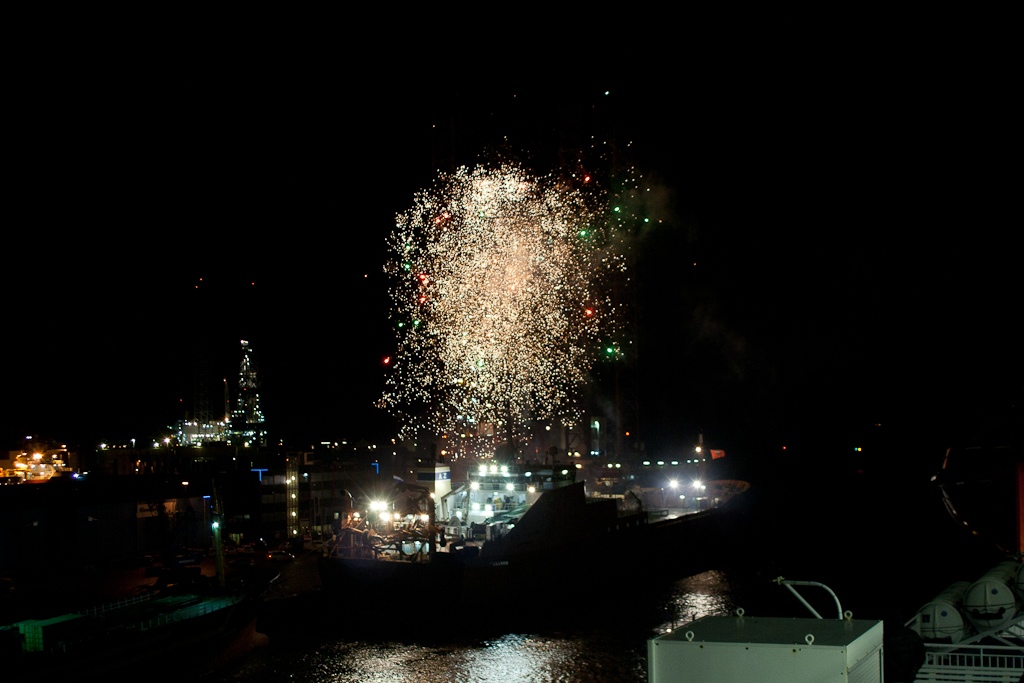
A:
[710,449,726,459]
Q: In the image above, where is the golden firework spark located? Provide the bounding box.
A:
[380,162,630,455]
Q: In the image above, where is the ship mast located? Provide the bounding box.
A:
[212,479,226,589]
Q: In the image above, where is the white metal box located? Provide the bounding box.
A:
[648,614,884,683]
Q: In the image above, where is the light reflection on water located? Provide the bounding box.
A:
[656,568,742,634]
[205,569,744,683]
[281,633,645,683]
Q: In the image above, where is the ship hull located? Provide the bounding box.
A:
[2,580,269,682]
[317,482,744,618]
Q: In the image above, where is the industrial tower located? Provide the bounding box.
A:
[228,339,267,446]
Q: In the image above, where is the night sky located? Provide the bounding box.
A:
[3,42,1018,479]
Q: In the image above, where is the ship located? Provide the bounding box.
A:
[647,562,1024,683]
[903,558,1024,681]
[0,569,273,683]
[647,429,1024,683]
[932,442,1024,557]
[905,438,1024,682]
[316,459,750,617]
[648,578,889,683]
[0,477,280,683]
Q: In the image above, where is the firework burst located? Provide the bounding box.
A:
[380,162,630,456]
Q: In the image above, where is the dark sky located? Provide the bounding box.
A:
[3,37,1018,470]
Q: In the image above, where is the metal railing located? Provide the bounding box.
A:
[78,591,153,616]
[910,612,1024,683]
[136,595,242,632]
[914,644,1024,682]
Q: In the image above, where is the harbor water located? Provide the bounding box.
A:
[202,568,757,683]
[200,470,1006,683]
